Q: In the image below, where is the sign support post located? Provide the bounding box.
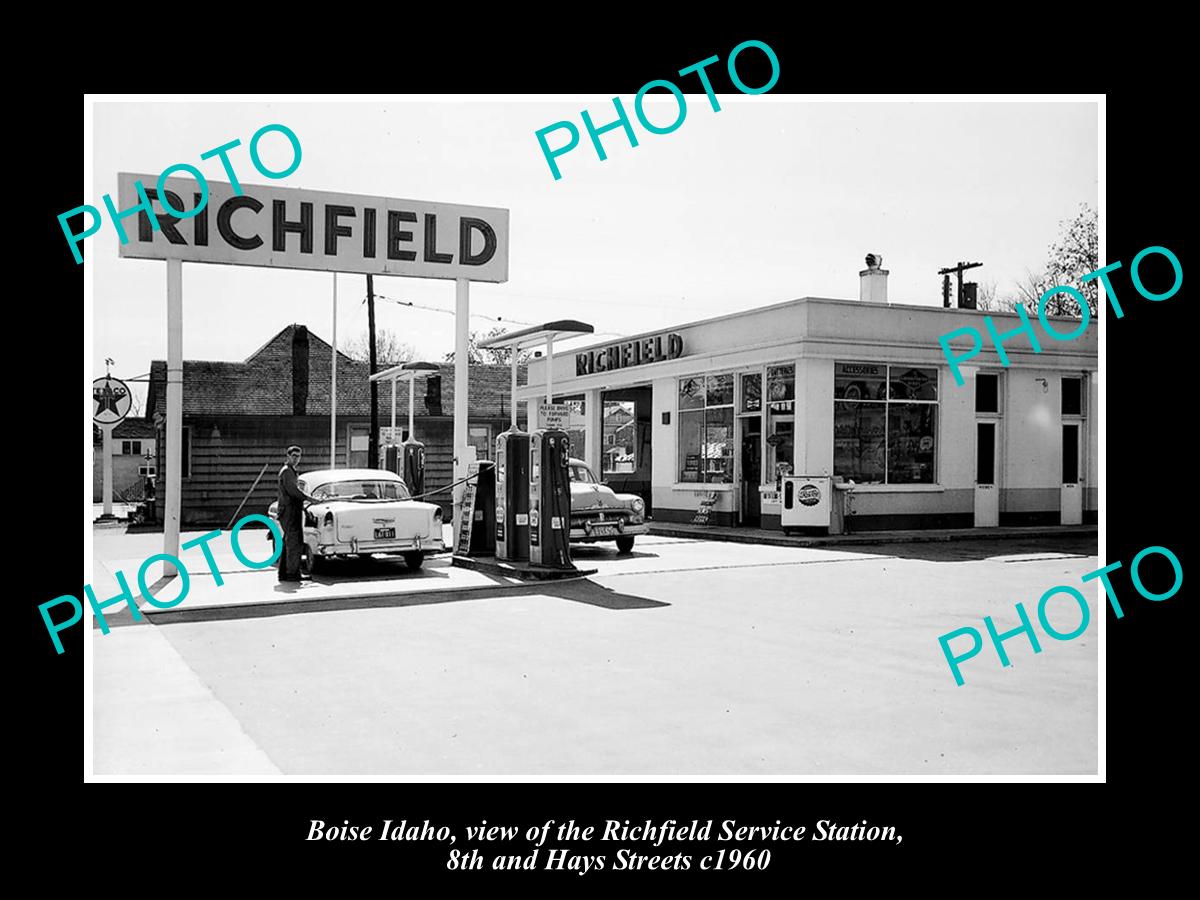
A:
[164,258,183,577]
[93,372,132,523]
[101,424,114,518]
[453,277,469,524]
[330,273,338,470]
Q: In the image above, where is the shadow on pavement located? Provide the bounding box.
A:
[305,555,454,584]
[539,579,669,610]
[818,533,1098,563]
[569,546,659,562]
[142,577,668,626]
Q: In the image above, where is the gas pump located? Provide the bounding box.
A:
[529,429,573,569]
[495,429,530,561]
[402,439,425,497]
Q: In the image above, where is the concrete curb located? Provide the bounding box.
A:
[649,523,1097,549]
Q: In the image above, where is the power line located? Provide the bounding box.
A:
[368,292,537,327]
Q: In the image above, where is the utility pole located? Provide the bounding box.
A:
[367,274,378,469]
[937,261,983,308]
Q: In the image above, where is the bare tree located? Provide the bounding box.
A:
[1042,202,1099,316]
[344,328,416,367]
[976,204,1098,317]
[444,325,534,365]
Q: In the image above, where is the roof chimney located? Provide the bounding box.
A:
[859,253,889,304]
[292,325,309,415]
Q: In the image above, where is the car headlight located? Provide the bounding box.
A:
[631,498,645,513]
[323,511,334,527]
[434,508,443,523]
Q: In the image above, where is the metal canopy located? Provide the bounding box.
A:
[368,361,442,446]
[369,360,441,383]
[478,320,593,351]
[479,320,594,431]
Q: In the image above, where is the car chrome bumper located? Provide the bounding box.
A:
[569,523,649,542]
[316,536,445,556]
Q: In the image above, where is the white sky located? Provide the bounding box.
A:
[91,98,1097,405]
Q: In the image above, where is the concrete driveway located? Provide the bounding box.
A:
[92,532,1099,777]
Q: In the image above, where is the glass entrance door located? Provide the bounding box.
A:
[740,416,762,525]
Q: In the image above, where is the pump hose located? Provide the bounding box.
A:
[409,471,481,502]
[297,471,483,507]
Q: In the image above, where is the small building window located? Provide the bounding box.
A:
[1062,377,1083,416]
[679,375,734,483]
[120,440,142,455]
[975,374,999,414]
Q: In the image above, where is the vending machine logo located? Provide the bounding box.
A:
[798,484,821,507]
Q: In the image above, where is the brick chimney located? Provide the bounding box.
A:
[859,253,889,304]
[292,325,309,415]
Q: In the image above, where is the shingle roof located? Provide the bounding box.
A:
[148,324,526,420]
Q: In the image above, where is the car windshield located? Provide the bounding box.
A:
[569,465,597,484]
[312,479,411,501]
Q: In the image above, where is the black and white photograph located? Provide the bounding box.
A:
[78,90,1112,782]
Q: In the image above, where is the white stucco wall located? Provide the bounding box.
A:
[521,297,1098,525]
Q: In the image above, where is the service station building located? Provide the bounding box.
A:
[519,262,1099,532]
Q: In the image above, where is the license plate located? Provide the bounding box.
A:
[589,524,617,537]
[374,527,396,539]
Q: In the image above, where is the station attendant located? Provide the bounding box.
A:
[277,445,315,582]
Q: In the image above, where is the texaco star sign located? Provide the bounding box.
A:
[92,376,132,426]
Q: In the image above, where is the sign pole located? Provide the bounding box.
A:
[164,258,183,577]
[330,272,338,469]
[545,333,554,405]
[101,424,114,518]
[391,378,397,442]
[453,278,470,524]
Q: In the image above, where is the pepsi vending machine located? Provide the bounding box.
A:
[495,430,530,561]
[529,429,573,569]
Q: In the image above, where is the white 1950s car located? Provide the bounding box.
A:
[267,468,444,573]
[568,458,649,554]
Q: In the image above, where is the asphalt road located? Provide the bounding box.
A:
[93,532,1099,777]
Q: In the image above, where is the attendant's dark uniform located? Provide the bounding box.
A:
[277,459,308,580]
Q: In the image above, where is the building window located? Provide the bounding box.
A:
[1062,377,1083,416]
[603,400,637,474]
[765,365,795,483]
[975,373,1000,414]
[834,363,938,484]
[120,440,142,455]
[741,372,762,412]
[468,425,492,462]
[679,374,734,483]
